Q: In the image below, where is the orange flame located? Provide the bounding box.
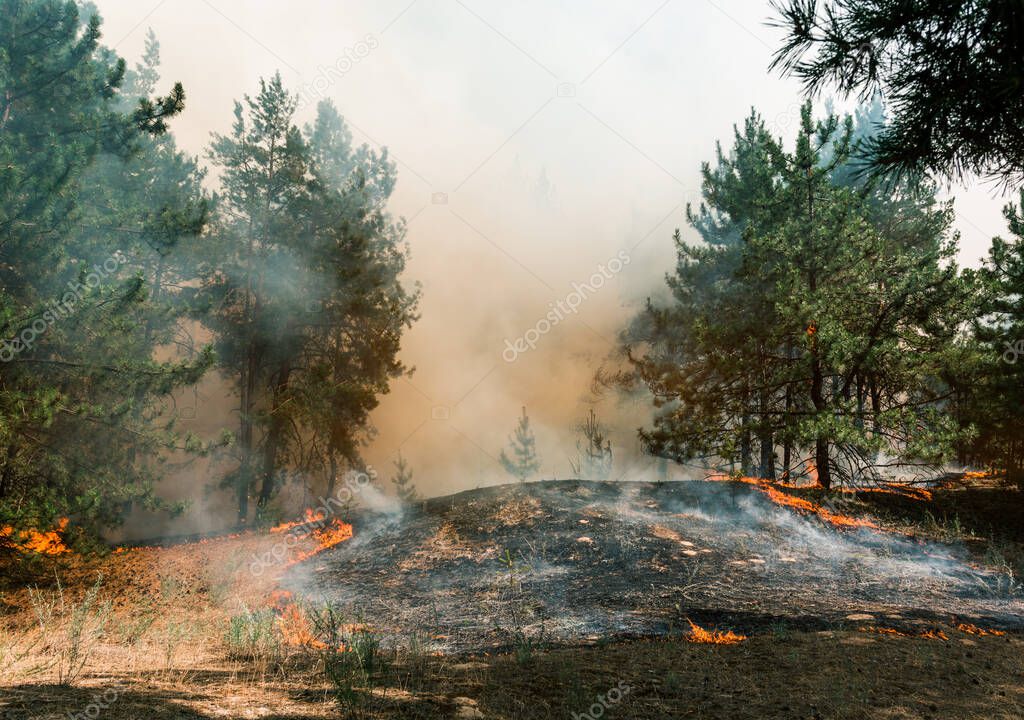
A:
[289,518,353,566]
[860,626,948,640]
[270,508,329,534]
[957,623,1006,637]
[269,508,354,567]
[278,602,326,648]
[687,619,746,645]
[262,511,355,649]
[0,518,70,555]
[270,589,367,650]
[806,462,819,486]
[269,590,324,648]
[855,484,933,502]
[712,476,878,530]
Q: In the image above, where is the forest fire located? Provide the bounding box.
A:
[267,507,354,566]
[290,516,353,565]
[958,623,1007,637]
[687,619,747,645]
[270,508,328,534]
[717,476,879,530]
[271,591,326,649]
[270,589,369,650]
[287,481,1023,655]
[0,518,70,555]
[857,484,934,502]
[859,626,949,640]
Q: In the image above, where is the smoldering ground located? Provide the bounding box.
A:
[278,479,1023,654]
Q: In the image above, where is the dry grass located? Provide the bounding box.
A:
[2,480,1023,719]
[1,626,1022,719]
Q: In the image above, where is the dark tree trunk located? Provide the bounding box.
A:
[327,454,338,498]
[803,141,831,490]
[855,374,865,432]
[258,361,292,509]
[236,346,258,523]
[741,413,753,477]
[869,377,881,435]
[816,436,831,491]
[782,377,793,479]
[758,389,775,480]
[810,361,831,490]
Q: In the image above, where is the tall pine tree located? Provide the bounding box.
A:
[200,77,417,520]
[624,102,973,489]
[0,0,210,533]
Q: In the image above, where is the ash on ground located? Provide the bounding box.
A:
[283,480,1023,653]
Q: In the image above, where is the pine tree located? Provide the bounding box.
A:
[200,78,418,520]
[391,454,418,503]
[751,103,971,488]
[771,0,1024,185]
[0,1,209,532]
[570,409,613,481]
[499,407,541,483]
[962,190,1024,486]
[294,101,419,500]
[625,101,973,490]
[622,110,786,478]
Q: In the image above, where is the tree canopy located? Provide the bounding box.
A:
[771,0,1024,185]
[623,102,974,489]
[0,3,417,534]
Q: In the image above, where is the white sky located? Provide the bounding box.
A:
[93,0,1016,504]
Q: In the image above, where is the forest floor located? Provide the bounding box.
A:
[2,476,1023,719]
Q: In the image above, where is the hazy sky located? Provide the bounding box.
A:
[93,0,1015,510]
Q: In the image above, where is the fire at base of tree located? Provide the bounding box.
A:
[4,0,1024,718]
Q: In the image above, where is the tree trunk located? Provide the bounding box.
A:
[802,129,831,490]
[816,436,831,491]
[758,389,775,480]
[782,375,793,480]
[327,454,338,498]
[869,376,881,435]
[855,375,865,432]
[0,444,14,500]
[236,345,258,523]
[810,355,831,489]
[258,361,292,508]
[741,413,753,477]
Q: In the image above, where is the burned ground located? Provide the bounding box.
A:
[285,480,1023,653]
[3,479,1024,719]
